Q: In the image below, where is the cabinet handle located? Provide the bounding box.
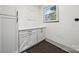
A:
[16,11,18,22]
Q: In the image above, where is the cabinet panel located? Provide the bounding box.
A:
[37,28,45,42]
[0,6,16,16]
[1,17,18,53]
[29,30,38,46]
[19,37,30,51]
[19,35,29,46]
[41,28,45,40]
[19,30,32,51]
[19,31,29,38]
[0,5,18,53]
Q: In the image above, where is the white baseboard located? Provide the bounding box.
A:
[45,38,79,53]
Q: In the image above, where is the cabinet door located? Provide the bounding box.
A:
[37,28,45,42]
[19,31,30,51]
[19,31,29,46]
[1,16,18,53]
[19,37,30,51]
[41,28,45,40]
[0,5,16,16]
[29,30,38,46]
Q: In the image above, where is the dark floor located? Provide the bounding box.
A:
[23,40,68,53]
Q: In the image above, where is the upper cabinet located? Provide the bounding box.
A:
[0,5,17,16]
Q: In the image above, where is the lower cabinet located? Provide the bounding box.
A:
[19,28,45,52]
[29,30,38,46]
[37,28,45,42]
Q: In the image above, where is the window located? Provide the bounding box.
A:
[43,5,59,23]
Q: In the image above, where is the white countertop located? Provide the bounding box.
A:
[19,25,46,31]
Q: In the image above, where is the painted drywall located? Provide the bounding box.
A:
[41,5,79,50]
[16,5,45,29]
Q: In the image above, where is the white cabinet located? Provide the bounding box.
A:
[19,30,31,51]
[37,28,45,42]
[19,28,45,52]
[0,6,18,53]
[1,16,18,53]
[29,30,38,46]
[0,5,16,16]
